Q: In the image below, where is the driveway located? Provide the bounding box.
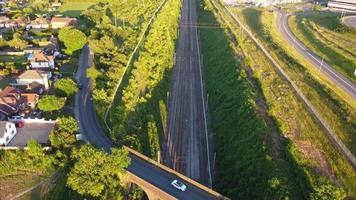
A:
[8,123,55,147]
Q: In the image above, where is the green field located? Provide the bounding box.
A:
[198,1,316,199]
[289,11,356,82]
[58,1,98,17]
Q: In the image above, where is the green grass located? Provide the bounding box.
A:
[227,7,356,198]
[197,1,317,199]
[289,11,356,82]
[0,55,25,63]
[0,76,13,89]
[58,1,98,17]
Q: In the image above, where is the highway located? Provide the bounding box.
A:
[276,11,356,99]
[163,0,212,186]
[75,46,223,200]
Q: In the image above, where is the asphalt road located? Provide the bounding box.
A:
[277,11,356,99]
[343,16,356,28]
[75,46,221,200]
[163,0,212,186]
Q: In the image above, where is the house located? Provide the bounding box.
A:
[27,17,50,29]
[39,36,59,55]
[0,121,17,146]
[51,17,77,29]
[4,19,18,29]
[30,52,55,69]
[15,16,29,27]
[0,86,39,117]
[24,47,43,55]
[0,16,9,28]
[16,70,51,90]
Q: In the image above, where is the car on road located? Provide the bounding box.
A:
[15,121,25,128]
[171,180,187,191]
[77,83,83,90]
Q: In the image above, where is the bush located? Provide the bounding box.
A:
[38,95,66,112]
[54,78,78,97]
[50,116,79,148]
[59,27,87,55]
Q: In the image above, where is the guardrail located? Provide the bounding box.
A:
[211,0,356,169]
[124,146,230,200]
[103,0,170,131]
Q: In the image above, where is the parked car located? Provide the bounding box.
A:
[15,121,24,128]
[9,114,25,120]
[171,180,187,191]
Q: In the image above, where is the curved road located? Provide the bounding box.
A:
[277,11,356,99]
[74,46,224,200]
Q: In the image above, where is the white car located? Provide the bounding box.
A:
[171,180,187,191]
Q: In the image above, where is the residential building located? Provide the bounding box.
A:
[0,87,39,116]
[27,17,50,29]
[51,17,77,29]
[0,121,17,146]
[0,16,9,28]
[15,16,29,27]
[30,52,55,69]
[16,70,51,90]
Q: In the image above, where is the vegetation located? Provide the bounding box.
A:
[86,0,161,122]
[0,140,65,176]
[38,95,66,112]
[106,0,180,157]
[67,145,130,199]
[198,1,309,198]
[58,27,87,55]
[8,32,28,50]
[58,0,99,17]
[54,78,78,97]
[226,6,356,198]
[50,116,79,148]
[289,11,356,81]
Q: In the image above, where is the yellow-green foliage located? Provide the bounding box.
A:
[107,0,181,156]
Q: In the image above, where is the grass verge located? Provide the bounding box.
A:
[288,11,356,82]
[224,6,356,198]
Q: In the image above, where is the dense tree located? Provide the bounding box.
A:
[0,38,8,49]
[38,95,65,112]
[58,27,87,55]
[67,145,130,199]
[23,7,33,15]
[50,116,79,148]
[310,183,346,200]
[8,33,28,50]
[54,78,77,97]
[147,118,159,160]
